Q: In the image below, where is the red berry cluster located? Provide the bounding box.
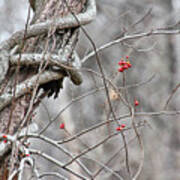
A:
[118,56,132,72]
[2,134,8,143]
[116,124,126,131]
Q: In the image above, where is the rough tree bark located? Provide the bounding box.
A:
[0,0,96,179]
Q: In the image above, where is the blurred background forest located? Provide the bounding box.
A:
[0,0,180,179]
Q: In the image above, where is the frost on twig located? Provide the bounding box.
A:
[0,123,38,157]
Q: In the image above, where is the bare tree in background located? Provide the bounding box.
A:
[0,0,180,179]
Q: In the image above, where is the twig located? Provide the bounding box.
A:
[93,136,137,179]
[164,83,180,110]
[61,124,145,168]
[38,172,68,180]
[18,133,93,178]
[131,8,152,28]
[131,107,144,180]
[82,156,124,180]
[30,149,88,180]
[82,29,180,63]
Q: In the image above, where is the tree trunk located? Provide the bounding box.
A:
[0,0,86,179]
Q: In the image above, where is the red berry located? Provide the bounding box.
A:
[3,140,7,143]
[118,67,124,72]
[123,64,129,69]
[2,135,7,139]
[121,124,126,128]
[118,60,125,66]
[126,56,129,59]
[134,99,139,106]
[116,126,122,131]
[26,154,30,157]
[59,123,65,129]
[127,62,132,68]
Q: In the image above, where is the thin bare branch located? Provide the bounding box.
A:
[164,83,180,110]
[131,107,144,180]
[30,149,88,180]
[82,29,180,63]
